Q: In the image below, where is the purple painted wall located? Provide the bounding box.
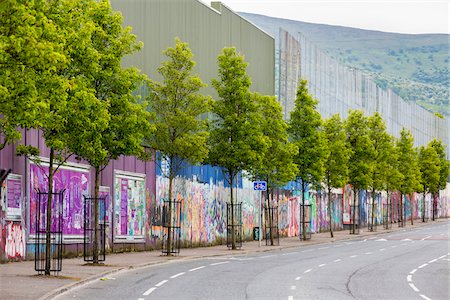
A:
[0,129,156,262]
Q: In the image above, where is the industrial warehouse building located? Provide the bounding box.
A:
[0,0,448,262]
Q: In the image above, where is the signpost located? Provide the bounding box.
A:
[253,181,267,247]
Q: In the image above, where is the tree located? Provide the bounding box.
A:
[429,139,450,220]
[418,144,440,222]
[288,79,327,240]
[146,39,211,254]
[397,128,422,225]
[345,109,375,234]
[383,135,403,226]
[16,0,112,274]
[0,0,66,150]
[208,47,268,250]
[323,114,349,237]
[250,92,298,244]
[368,112,391,231]
[67,0,152,263]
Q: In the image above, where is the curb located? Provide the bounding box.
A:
[40,219,446,299]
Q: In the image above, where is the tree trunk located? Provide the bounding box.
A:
[422,191,426,222]
[230,171,235,250]
[328,186,333,238]
[352,188,357,234]
[93,168,100,263]
[167,160,174,255]
[45,148,54,275]
[370,188,376,231]
[301,180,306,240]
[268,188,274,245]
[432,192,437,221]
[410,193,414,225]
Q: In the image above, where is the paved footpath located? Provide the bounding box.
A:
[0,219,446,300]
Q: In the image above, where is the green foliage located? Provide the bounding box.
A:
[251,92,298,190]
[345,109,375,191]
[288,79,327,188]
[418,143,440,194]
[429,139,450,190]
[368,112,392,191]
[323,114,348,190]
[208,47,268,186]
[396,128,422,194]
[147,39,211,179]
[384,135,403,193]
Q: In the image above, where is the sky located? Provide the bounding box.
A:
[217,0,450,34]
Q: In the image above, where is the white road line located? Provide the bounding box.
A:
[438,255,446,259]
[418,263,428,269]
[379,248,386,251]
[143,287,157,296]
[261,255,276,258]
[333,244,343,248]
[334,259,342,262]
[365,252,373,255]
[363,239,367,242]
[319,264,326,267]
[368,237,378,240]
[189,266,206,272]
[319,246,329,250]
[391,245,397,248]
[421,236,432,240]
[409,283,420,292]
[304,269,312,273]
[138,298,145,300]
[376,239,387,242]
[302,249,313,252]
[290,285,296,290]
[428,259,437,264]
[420,294,432,300]
[350,255,357,258]
[283,252,297,256]
[288,296,294,300]
[170,272,185,278]
[155,280,168,287]
[295,276,302,280]
[410,269,417,274]
[210,261,229,266]
[407,275,412,282]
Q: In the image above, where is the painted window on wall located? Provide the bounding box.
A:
[99,186,110,225]
[114,172,145,242]
[29,161,90,241]
[4,174,22,220]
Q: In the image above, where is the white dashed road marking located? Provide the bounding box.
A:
[304,269,312,273]
[170,272,185,279]
[143,287,157,296]
[189,266,206,272]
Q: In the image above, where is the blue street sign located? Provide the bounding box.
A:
[253,181,267,191]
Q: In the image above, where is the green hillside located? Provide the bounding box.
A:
[240,13,449,116]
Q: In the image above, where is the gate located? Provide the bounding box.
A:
[264,205,279,246]
[349,204,360,234]
[162,199,182,255]
[227,203,242,249]
[299,204,311,240]
[35,190,64,275]
[83,195,106,262]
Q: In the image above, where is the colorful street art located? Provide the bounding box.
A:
[6,175,22,219]
[114,174,146,240]
[29,164,89,237]
[5,222,25,259]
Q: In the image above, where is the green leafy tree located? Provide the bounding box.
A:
[429,139,450,220]
[345,109,375,234]
[418,143,440,222]
[323,114,348,237]
[0,0,66,150]
[66,0,152,263]
[251,92,298,244]
[208,47,268,250]
[383,135,403,225]
[147,39,211,254]
[397,128,422,225]
[288,79,327,240]
[368,112,391,231]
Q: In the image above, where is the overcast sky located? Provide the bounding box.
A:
[217,0,449,34]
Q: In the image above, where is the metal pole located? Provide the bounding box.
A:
[259,190,262,247]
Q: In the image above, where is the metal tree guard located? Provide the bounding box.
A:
[368,202,378,232]
[83,195,107,262]
[383,201,392,229]
[162,199,182,255]
[299,203,312,240]
[421,197,429,222]
[349,204,360,234]
[35,189,64,275]
[227,202,242,249]
[264,205,279,246]
[397,201,405,227]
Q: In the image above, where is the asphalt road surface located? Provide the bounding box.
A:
[57,222,449,300]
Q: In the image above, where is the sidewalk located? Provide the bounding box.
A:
[0,219,446,300]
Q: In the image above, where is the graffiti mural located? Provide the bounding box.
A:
[5,175,22,220]
[5,222,25,259]
[30,163,89,237]
[114,173,146,241]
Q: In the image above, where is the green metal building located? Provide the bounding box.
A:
[110,0,275,97]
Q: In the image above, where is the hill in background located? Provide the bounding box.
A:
[240,13,449,116]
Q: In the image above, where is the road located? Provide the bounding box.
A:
[57,222,449,300]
